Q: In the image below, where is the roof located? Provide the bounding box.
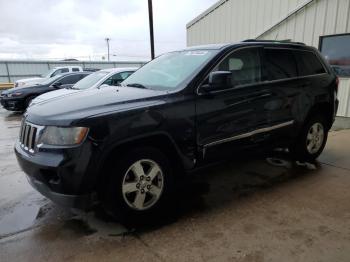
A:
[99,67,139,73]
[182,43,230,50]
[181,41,314,54]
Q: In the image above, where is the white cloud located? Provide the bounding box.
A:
[0,0,217,60]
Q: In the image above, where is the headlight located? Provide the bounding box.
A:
[15,82,25,87]
[39,126,89,146]
[7,92,22,98]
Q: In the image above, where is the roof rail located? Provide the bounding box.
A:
[242,39,306,45]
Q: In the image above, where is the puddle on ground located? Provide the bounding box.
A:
[67,211,129,238]
[0,194,42,238]
[0,146,322,239]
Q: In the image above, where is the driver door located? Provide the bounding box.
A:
[196,47,267,162]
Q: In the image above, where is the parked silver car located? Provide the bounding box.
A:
[29,67,138,107]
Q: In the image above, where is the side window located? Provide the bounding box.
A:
[265,49,298,80]
[212,48,262,87]
[103,72,132,86]
[120,71,133,80]
[79,74,88,80]
[72,68,80,72]
[51,70,60,77]
[58,74,82,85]
[294,50,326,76]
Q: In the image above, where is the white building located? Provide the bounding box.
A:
[187,0,350,118]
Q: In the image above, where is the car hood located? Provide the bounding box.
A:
[2,84,40,94]
[26,86,168,126]
[16,77,45,85]
[31,88,80,104]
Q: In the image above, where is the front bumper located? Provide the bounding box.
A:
[1,97,25,111]
[26,174,94,208]
[14,141,97,209]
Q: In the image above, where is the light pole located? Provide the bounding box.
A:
[148,0,155,60]
[105,37,110,61]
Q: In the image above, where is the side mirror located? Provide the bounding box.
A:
[52,82,62,88]
[201,71,231,93]
[99,84,110,88]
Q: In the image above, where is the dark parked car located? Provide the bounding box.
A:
[15,41,338,221]
[1,72,90,111]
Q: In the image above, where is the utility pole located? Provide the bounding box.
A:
[148,0,155,59]
[105,37,110,61]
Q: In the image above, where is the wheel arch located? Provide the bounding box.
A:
[96,132,187,183]
[304,102,334,130]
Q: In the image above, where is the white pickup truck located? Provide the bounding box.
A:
[15,66,83,87]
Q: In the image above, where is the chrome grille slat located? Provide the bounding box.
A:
[22,125,27,145]
[19,121,42,153]
[28,127,34,149]
[24,125,30,149]
[19,120,25,144]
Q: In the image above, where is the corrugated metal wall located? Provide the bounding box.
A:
[187,0,350,49]
[187,0,350,117]
[187,0,310,46]
[0,61,146,83]
[338,78,350,117]
[258,0,350,47]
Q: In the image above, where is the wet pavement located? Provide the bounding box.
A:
[0,107,350,262]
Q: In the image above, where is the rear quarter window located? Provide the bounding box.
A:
[264,48,298,81]
[293,50,326,76]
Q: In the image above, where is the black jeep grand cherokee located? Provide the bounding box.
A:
[15,41,338,220]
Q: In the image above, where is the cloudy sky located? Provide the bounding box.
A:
[0,0,217,61]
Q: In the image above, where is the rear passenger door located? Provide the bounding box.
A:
[258,48,303,142]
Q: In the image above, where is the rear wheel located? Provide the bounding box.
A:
[101,147,175,223]
[290,115,328,161]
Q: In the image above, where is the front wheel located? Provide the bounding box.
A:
[100,147,175,223]
[290,115,328,161]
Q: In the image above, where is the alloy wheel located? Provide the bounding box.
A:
[306,122,325,154]
[122,159,164,210]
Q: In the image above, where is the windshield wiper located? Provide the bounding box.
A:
[126,83,147,89]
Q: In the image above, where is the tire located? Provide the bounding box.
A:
[290,114,328,162]
[100,147,175,224]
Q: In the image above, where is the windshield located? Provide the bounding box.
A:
[72,71,108,90]
[122,50,217,91]
[39,74,63,85]
[41,68,56,78]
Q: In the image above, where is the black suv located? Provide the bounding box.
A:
[15,41,338,220]
[1,72,90,111]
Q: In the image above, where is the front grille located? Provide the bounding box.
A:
[19,120,43,153]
